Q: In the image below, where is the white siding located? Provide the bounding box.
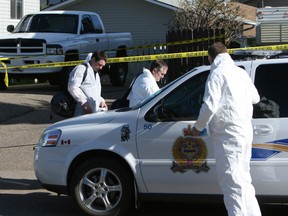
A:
[0,1,11,33]
[24,0,40,14]
[0,0,40,34]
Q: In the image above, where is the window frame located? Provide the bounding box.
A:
[145,70,210,122]
[10,0,23,20]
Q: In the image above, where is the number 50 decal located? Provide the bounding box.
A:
[144,124,152,130]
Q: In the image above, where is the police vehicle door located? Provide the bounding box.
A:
[250,60,288,193]
[136,70,221,194]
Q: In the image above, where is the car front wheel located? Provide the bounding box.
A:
[70,157,134,216]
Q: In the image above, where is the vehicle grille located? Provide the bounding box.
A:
[0,39,46,54]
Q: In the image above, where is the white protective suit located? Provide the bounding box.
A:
[194,53,261,216]
[68,53,105,116]
[128,68,159,107]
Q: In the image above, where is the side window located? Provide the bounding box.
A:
[14,14,32,32]
[254,63,288,118]
[90,15,103,33]
[81,15,95,34]
[145,71,209,122]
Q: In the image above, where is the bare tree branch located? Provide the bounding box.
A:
[167,0,244,44]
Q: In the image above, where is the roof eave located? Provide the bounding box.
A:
[42,0,79,11]
[144,0,178,10]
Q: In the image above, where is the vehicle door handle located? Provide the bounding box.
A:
[253,124,273,135]
[96,38,99,42]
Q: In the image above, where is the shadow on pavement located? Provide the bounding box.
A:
[0,176,287,216]
[0,177,42,190]
[0,192,79,216]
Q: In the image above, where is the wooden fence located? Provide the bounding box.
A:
[123,29,225,86]
[166,28,225,82]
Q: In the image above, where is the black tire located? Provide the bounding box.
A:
[109,63,128,87]
[70,157,134,216]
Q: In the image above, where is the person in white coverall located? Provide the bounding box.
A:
[191,42,261,216]
[128,60,168,107]
[68,51,108,116]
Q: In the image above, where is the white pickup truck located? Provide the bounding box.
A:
[0,10,132,89]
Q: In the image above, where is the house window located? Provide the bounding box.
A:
[11,0,23,19]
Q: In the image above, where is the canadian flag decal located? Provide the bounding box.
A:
[61,139,71,145]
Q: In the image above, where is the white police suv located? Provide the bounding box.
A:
[34,51,288,216]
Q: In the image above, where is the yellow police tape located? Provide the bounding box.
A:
[0,61,9,87]
[109,34,226,52]
[1,43,288,70]
[0,35,225,62]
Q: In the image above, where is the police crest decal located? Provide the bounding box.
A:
[171,125,210,173]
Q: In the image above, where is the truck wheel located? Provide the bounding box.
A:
[109,63,128,86]
[70,157,134,216]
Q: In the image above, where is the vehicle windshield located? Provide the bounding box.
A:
[13,14,78,34]
[131,68,198,109]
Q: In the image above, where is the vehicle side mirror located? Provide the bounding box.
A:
[7,25,14,32]
[7,25,14,33]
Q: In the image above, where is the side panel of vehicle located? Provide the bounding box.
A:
[136,60,288,196]
[136,69,222,194]
[35,111,148,194]
[250,60,288,195]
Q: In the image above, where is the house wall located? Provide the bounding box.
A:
[0,0,40,34]
[53,0,174,43]
[239,0,287,7]
[256,7,288,45]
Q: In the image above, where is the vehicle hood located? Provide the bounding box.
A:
[0,32,76,43]
[46,110,119,131]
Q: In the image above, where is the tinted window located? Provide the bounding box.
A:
[81,15,94,33]
[145,71,209,122]
[254,63,288,117]
[81,15,103,34]
[28,14,78,33]
[90,15,103,33]
[13,14,32,32]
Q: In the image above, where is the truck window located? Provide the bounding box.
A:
[81,15,95,34]
[28,14,78,33]
[145,70,209,122]
[13,14,33,32]
[90,15,103,33]
[254,63,288,117]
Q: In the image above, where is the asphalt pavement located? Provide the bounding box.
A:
[0,81,127,215]
[1,82,288,216]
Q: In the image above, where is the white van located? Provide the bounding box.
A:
[34,52,288,216]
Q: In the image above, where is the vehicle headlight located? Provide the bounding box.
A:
[46,45,63,55]
[39,129,62,147]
